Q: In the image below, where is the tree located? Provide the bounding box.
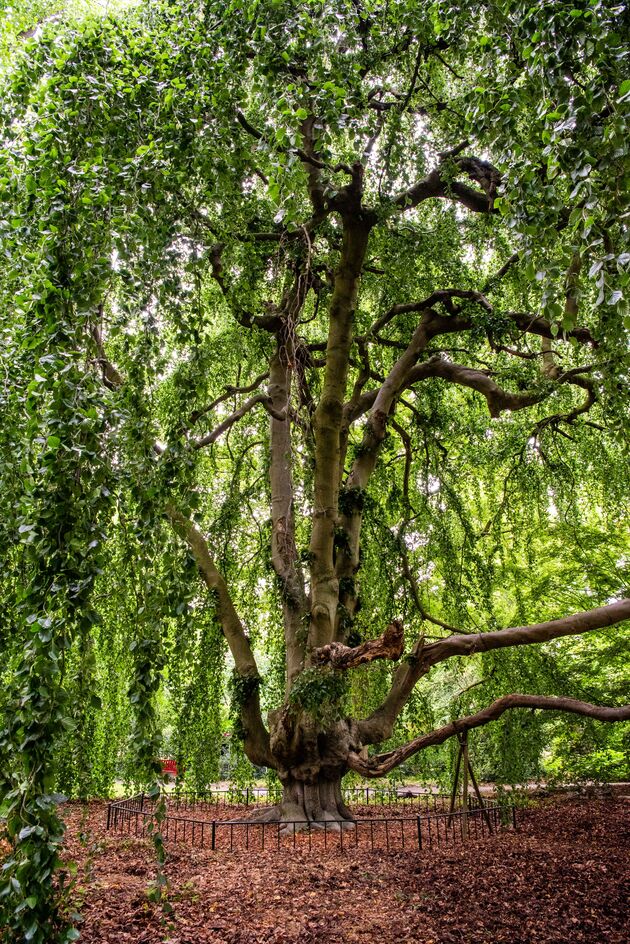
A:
[1,0,629,937]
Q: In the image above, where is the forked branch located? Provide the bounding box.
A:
[193,394,285,449]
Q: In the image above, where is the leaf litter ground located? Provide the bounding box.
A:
[61,797,629,943]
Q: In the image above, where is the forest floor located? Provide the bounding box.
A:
[61,795,630,944]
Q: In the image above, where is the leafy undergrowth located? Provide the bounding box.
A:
[61,798,629,944]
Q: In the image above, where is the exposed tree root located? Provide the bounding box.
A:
[229,777,356,833]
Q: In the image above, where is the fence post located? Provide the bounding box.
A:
[211,820,216,851]
[416,815,422,850]
[106,805,111,830]
[139,793,145,812]
[246,787,250,807]
[512,804,517,830]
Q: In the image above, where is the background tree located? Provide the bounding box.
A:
[1,0,629,939]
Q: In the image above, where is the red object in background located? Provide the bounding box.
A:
[160,758,178,778]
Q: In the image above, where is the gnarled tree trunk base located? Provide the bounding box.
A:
[238,776,355,833]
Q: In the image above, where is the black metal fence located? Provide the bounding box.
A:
[106,792,515,853]
[158,786,467,813]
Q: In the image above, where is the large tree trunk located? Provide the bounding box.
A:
[245,714,361,831]
[261,773,355,831]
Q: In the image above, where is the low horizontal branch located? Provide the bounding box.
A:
[349,694,630,777]
[421,598,630,671]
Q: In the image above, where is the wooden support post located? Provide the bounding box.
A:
[466,751,493,832]
[447,737,464,827]
[461,733,469,839]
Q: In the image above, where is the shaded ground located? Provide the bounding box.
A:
[62,797,630,944]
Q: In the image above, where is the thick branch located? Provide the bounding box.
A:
[422,599,630,669]
[333,319,433,638]
[268,348,308,687]
[394,156,500,215]
[308,215,372,648]
[312,620,403,670]
[359,598,630,744]
[407,356,545,418]
[349,695,630,777]
[300,115,328,221]
[165,504,273,766]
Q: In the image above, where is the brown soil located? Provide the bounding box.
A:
[61,797,630,943]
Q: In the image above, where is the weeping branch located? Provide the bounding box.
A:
[396,528,471,635]
[349,695,630,777]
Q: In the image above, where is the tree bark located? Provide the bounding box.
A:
[308,216,372,649]
[246,772,355,831]
[313,620,404,669]
[268,347,308,689]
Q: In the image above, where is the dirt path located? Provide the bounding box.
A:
[62,797,629,943]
